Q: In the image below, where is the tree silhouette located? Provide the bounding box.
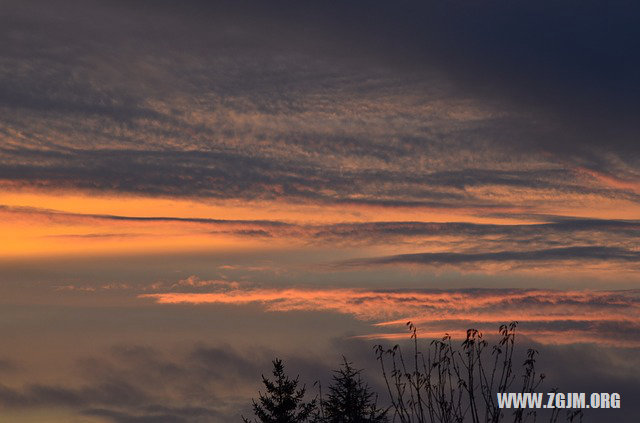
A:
[318,357,388,423]
[242,358,316,423]
[245,323,582,423]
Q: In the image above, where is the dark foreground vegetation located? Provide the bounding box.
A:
[243,322,584,423]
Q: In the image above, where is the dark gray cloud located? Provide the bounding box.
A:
[343,246,640,268]
[0,205,289,227]
[0,342,332,422]
[5,203,640,238]
[313,219,640,240]
[0,358,19,374]
[1,337,639,422]
[83,406,222,423]
[7,145,629,207]
[1,1,638,208]
[0,381,148,408]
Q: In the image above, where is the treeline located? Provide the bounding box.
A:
[242,322,585,423]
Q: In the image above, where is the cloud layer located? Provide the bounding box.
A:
[142,280,640,347]
[1,1,639,211]
[2,2,640,422]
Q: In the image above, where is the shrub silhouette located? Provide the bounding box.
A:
[374,322,583,423]
[315,357,389,423]
[242,358,316,423]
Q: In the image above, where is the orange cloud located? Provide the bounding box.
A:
[140,287,640,347]
[574,166,640,195]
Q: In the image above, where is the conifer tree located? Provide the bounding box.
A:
[243,358,316,423]
[318,357,388,423]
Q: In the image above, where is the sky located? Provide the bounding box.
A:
[1,0,639,421]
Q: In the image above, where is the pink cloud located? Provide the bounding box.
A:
[140,287,640,346]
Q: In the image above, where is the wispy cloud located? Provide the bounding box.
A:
[340,246,640,269]
[141,285,640,347]
[4,204,639,272]
[0,344,281,421]
[2,1,639,213]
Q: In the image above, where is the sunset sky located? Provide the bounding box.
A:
[1,1,639,422]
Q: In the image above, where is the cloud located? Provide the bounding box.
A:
[0,358,20,375]
[0,342,331,422]
[4,203,640,244]
[0,204,291,228]
[141,286,640,347]
[4,203,639,273]
[2,337,639,422]
[0,345,243,419]
[341,246,640,269]
[83,406,221,423]
[0,381,148,409]
[1,1,639,213]
[2,2,639,421]
[311,219,640,247]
